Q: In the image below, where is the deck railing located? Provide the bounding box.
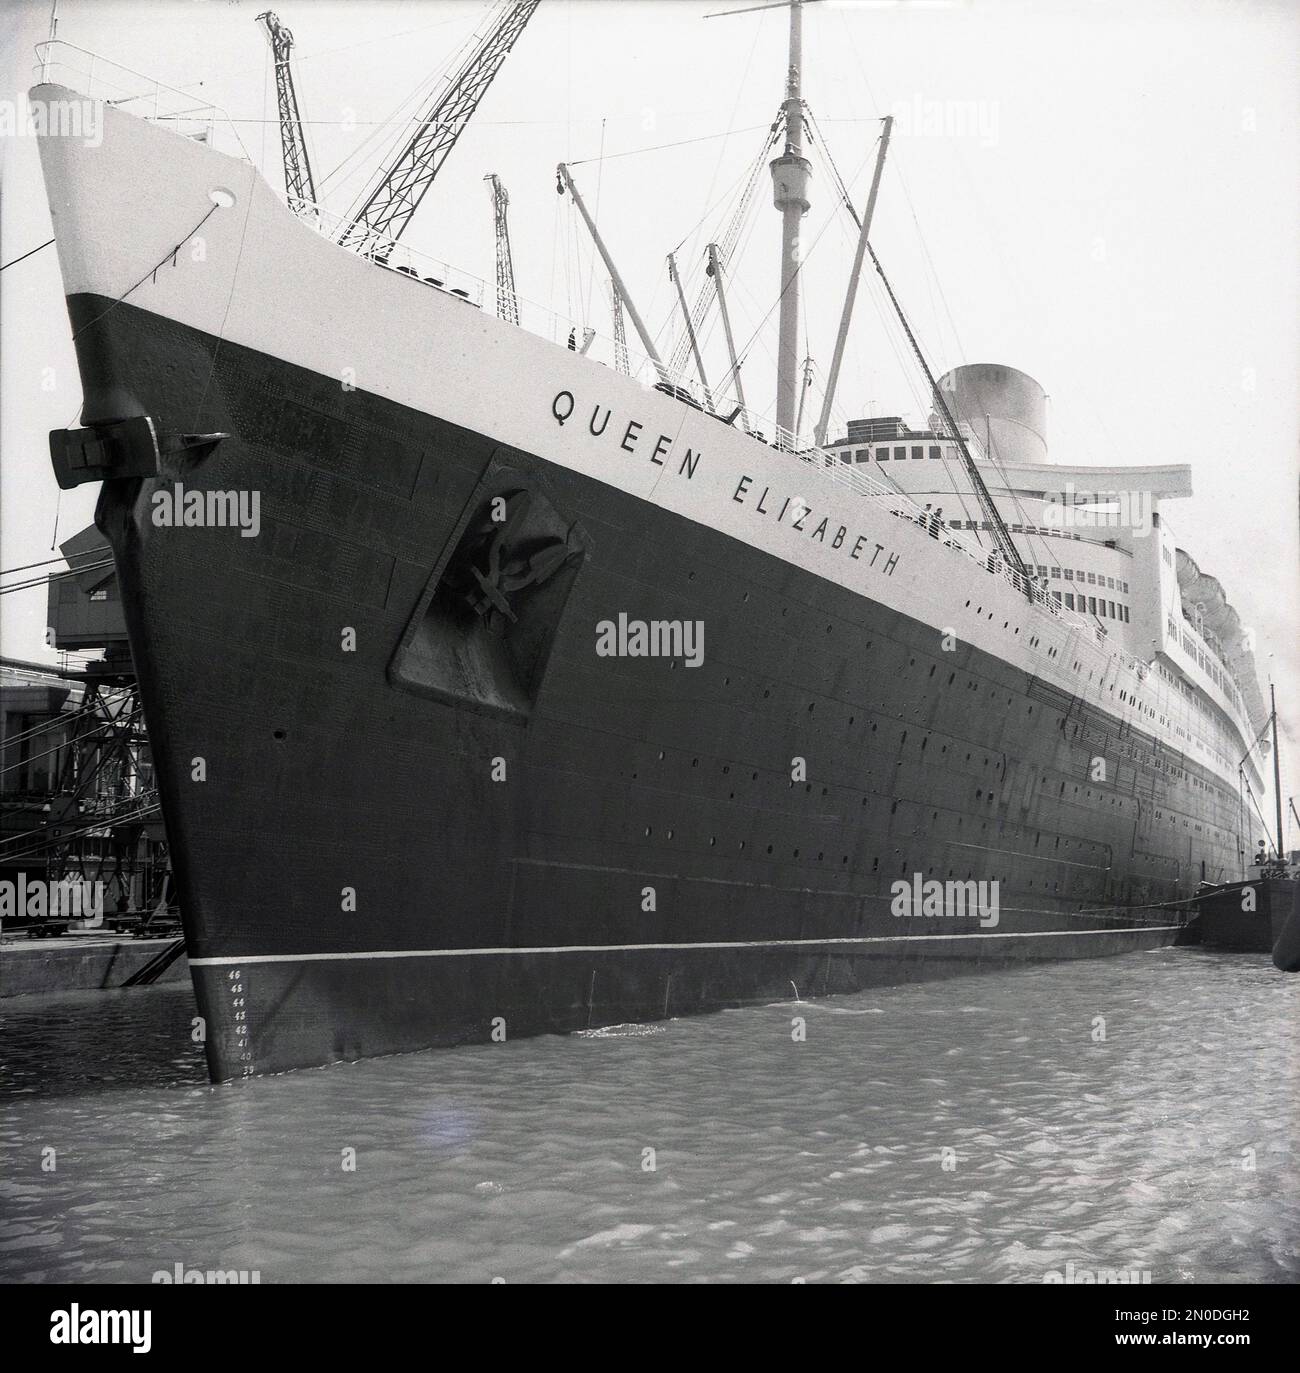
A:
[34,42,250,160]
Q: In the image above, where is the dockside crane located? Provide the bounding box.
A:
[338,0,540,255]
[484,173,519,326]
[256,11,318,218]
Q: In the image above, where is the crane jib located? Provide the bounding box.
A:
[337,1,542,254]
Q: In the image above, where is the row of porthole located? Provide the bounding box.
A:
[632,821,1104,889]
[629,685,1224,809]
[960,594,1157,695]
[707,568,1186,740]
[633,731,1222,831]
[638,800,1118,856]
[685,568,1136,723]
[675,640,1080,737]
[640,825,856,864]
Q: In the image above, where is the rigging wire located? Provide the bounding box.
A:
[713,190,847,404]
[293,13,469,66]
[319,10,473,198]
[566,123,772,167]
[0,708,144,780]
[582,116,607,327]
[0,549,111,578]
[660,151,773,381]
[0,560,115,597]
[887,150,967,370]
[670,14,765,270]
[802,125,937,427]
[70,204,219,344]
[0,800,161,864]
[0,239,54,272]
[828,8,970,374]
[0,699,106,750]
[666,121,783,381]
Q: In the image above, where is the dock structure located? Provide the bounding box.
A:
[1,529,176,945]
[0,934,188,997]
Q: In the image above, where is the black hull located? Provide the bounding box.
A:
[71,294,1236,1080]
[200,928,1179,1076]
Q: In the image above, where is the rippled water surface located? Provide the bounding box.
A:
[2,949,1297,1283]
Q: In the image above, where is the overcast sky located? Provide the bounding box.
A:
[2,0,1297,834]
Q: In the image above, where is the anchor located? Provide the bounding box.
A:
[456,490,580,626]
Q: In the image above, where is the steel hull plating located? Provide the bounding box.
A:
[34,84,1247,1080]
[70,295,1224,1080]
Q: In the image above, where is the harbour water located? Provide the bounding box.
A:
[2,949,1296,1284]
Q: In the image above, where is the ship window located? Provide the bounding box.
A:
[855,449,869,462]
[1122,581,1129,593]
[912,446,923,459]
[1065,594,1074,609]
[894,446,906,459]
[1106,577,1115,589]
[1086,572,1096,584]
[1123,605,1130,623]
[1051,567,1061,578]
[840,452,852,463]
[1088,596,1097,614]
[929,446,941,459]
[1077,569,1085,580]
[878,447,890,460]
[1051,590,1061,604]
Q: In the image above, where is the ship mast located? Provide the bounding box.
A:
[1271,682,1284,863]
[770,0,811,439]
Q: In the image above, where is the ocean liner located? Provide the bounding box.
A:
[31,5,1271,1080]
